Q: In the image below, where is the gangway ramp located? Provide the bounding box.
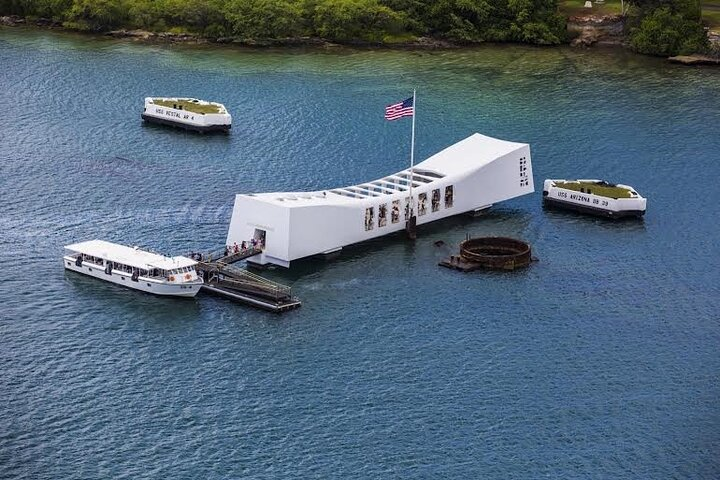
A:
[196,256,301,313]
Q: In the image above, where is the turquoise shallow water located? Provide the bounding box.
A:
[1,28,719,478]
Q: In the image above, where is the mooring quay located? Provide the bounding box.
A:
[195,247,301,313]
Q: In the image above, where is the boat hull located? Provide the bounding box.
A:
[141,113,231,133]
[63,257,201,297]
[543,196,645,218]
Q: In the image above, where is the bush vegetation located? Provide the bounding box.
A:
[0,0,569,44]
[1,0,708,53]
[627,0,708,55]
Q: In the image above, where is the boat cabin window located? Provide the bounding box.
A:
[81,254,105,266]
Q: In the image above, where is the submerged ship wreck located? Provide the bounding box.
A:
[226,133,534,268]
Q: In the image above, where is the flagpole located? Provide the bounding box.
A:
[405,89,417,240]
[409,88,416,214]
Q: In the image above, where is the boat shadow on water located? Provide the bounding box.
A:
[542,203,648,233]
[140,120,233,139]
[64,268,201,319]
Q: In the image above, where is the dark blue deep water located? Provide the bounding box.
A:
[1,28,719,478]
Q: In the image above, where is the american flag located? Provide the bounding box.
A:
[385,96,414,121]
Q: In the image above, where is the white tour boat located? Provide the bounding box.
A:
[63,240,203,297]
[543,179,646,218]
[141,97,231,133]
[226,132,535,268]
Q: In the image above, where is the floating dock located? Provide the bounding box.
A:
[195,248,301,312]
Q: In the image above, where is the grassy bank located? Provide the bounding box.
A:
[560,0,719,34]
[152,99,222,114]
[703,0,720,31]
[559,0,623,17]
[554,181,635,198]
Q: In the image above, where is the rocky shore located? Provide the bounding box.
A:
[102,29,458,48]
[567,14,625,47]
[668,54,720,65]
[1,15,60,27]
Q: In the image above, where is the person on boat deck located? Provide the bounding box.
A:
[233,242,239,254]
[241,241,246,251]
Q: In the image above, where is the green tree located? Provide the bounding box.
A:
[64,0,127,30]
[629,6,707,55]
[379,0,427,34]
[311,0,406,42]
[154,0,227,33]
[124,0,158,29]
[425,0,492,41]
[1,0,74,18]
[418,0,564,44]
[224,0,304,38]
[505,0,565,44]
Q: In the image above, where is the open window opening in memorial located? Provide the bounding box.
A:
[445,185,454,208]
[391,200,400,224]
[378,204,387,227]
[431,189,440,212]
[413,169,444,179]
[364,207,374,231]
[418,192,428,216]
[253,228,266,248]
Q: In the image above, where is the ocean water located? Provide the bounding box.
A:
[1,28,719,478]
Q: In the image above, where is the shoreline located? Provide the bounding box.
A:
[0,15,468,50]
[2,14,718,65]
[1,13,614,51]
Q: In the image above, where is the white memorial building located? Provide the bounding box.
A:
[226,133,534,268]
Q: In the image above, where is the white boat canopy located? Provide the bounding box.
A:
[65,240,196,271]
